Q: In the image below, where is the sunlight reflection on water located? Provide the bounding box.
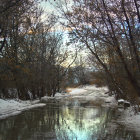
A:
[0,101,138,140]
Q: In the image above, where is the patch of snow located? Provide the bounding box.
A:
[118,99,125,103]
[69,88,87,95]
[55,93,64,97]
[83,85,108,93]
[41,96,55,100]
[41,96,56,102]
[64,85,117,106]
[0,99,46,120]
[118,107,140,138]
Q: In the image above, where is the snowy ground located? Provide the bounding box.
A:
[117,107,140,138]
[0,99,46,120]
[54,85,117,107]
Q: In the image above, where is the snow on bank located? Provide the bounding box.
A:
[118,107,140,138]
[52,85,117,107]
[68,88,87,95]
[0,99,46,120]
[117,99,140,137]
[39,85,116,106]
[66,85,117,106]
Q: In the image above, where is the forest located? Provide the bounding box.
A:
[0,0,140,140]
[0,0,139,104]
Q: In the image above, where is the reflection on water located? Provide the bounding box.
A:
[0,101,138,140]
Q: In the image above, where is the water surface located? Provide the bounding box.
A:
[0,101,138,140]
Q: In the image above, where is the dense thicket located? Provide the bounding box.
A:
[58,0,140,103]
[0,0,69,99]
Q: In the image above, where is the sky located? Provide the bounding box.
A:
[39,0,89,67]
[40,0,74,49]
[40,0,57,14]
[40,0,69,36]
[40,0,73,14]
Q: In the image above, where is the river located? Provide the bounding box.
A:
[0,100,139,140]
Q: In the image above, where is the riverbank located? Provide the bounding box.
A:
[0,85,115,120]
[54,85,117,107]
[0,99,46,119]
[117,107,140,138]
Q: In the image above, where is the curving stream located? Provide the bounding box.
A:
[0,101,139,140]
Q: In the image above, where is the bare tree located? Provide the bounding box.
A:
[55,0,140,101]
